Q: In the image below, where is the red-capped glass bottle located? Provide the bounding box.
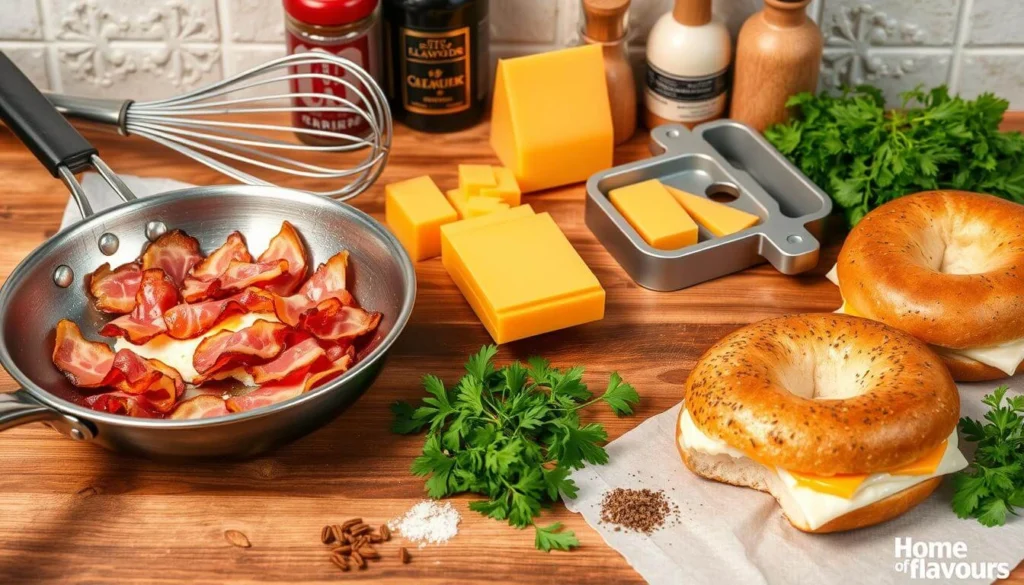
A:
[381,0,489,133]
[284,0,382,143]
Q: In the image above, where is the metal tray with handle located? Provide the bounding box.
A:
[585,120,832,291]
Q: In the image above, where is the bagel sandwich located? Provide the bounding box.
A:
[679,314,968,533]
[828,190,1024,381]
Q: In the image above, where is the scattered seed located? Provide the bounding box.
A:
[358,547,380,560]
[224,530,251,548]
[350,523,371,536]
[399,547,411,564]
[330,552,349,572]
[332,545,352,556]
[320,525,336,545]
[599,488,679,534]
[351,551,366,569]
[379,524,391,541]
[340,518,362,532]
[330,524,345,543]
[368,533,383,544]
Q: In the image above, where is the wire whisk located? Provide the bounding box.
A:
[47,52,392,202]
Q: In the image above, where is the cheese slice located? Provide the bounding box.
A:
[828,263,1024,374]
[664,185,760,237]
[440,204,535,261]
[609,179,698,250]
[479,167,522,206]
[677,407,968,530]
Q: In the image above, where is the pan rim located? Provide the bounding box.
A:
[0,184,416,429]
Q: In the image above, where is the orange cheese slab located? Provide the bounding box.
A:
[479,167,522,206]
[385,176,458,261]
[610,179,698,250]
[663,185,760,237]
[444,212,605,343]
[440,204,535,261]
[490,45,613,193]
[891,440,947,476]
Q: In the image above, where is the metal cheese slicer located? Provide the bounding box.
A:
[46,53,392,202]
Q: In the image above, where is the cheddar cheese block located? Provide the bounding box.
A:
[446,188,511,219]
[440,204,535,260]
[443,211,605,343]
[663,185,760,237]
[385,176,459,261]
[610,179,698,250]
[490,45,613,193]
[458,164,498,197]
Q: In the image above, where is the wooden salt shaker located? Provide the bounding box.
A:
[581,0,636,145]
[729,0,823,132]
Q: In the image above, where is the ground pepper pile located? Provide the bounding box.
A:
[599,488,679,534]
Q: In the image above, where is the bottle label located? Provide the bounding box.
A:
[400,26,471,115]
[645,63,728,123]
[286,25,380,137]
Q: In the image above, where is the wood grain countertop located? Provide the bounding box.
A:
[0,114,1023,585]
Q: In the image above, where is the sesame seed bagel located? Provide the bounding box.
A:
[837,190,1024,350]
[683,313,959,476]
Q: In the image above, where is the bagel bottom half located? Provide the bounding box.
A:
[934,350,1024,382]
[675,425,943,533]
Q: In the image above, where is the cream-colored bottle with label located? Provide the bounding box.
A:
[644,0,731,129]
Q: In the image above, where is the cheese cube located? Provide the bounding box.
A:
[467,196,510,217]
[441,204,535,260]
[385,176,458,261]
[444,212,605,344]
[479,167,521,206]
[458,164,497,196]
[609,180,698,250]
[490,45,613,193]
[664,185,760,237]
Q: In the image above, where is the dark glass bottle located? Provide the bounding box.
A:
[381,0,489,133]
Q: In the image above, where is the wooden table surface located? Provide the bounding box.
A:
[0,115,1022,585]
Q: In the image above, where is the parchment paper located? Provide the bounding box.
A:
[565,376,1024,585]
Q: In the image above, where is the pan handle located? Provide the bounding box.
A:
[0,390,95,441]
[0,52,136,219]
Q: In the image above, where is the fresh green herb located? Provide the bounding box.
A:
[765,85,1024,227]
[952,386,1024,526]
[391,346,639,551]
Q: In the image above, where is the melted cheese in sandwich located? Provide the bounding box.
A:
[826,265,1024,375]
[678,407,968,530]
[113,312,277,386]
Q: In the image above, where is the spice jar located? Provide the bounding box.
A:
[580,0,636,145]
[284,0,382,143]
[381,0,489,133]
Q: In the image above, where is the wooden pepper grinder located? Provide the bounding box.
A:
[729,0,823,132]
[581,0,636,145]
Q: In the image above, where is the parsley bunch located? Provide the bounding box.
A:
[765,85,1024,227]
[952,386,1024,526]
[391,346,639,551]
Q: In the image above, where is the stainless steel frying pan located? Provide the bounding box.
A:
[0,53,416,458]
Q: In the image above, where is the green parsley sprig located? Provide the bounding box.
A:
[765,85,1024,227]
[952,385,1024,526]
[391,346,639,551]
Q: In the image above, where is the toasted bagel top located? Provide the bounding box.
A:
[684,314,959,476]
[837,190,1024,349]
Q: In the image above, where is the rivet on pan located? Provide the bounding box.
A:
[53,265,74,288]
[667,129,681,139]
[98,233,119,256]
[68,428,86,441]
[145,221,168,242]
[787,234,804,245]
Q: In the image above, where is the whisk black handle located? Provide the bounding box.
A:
[0,51,97,177]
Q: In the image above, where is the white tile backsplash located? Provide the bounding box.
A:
[1,0,1021,107]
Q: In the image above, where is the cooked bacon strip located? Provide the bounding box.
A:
[248,338,326,384]
[192,320,291,381]
[306,345,355,390]
[99,269,179,344]
[273,289,355,327]
[181,232,253,301]
[182,260,289,303]
[106,351,184,412]
[84,392,155,418]
[301,251,348,302]
[52,320,115,387]
[297,297,381,341]
[170,395,230,420]
[141,230,203,287]
[87,262,142,314]
[258,221,308,296]
[225,382,305,414]
[163,288,275,340]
